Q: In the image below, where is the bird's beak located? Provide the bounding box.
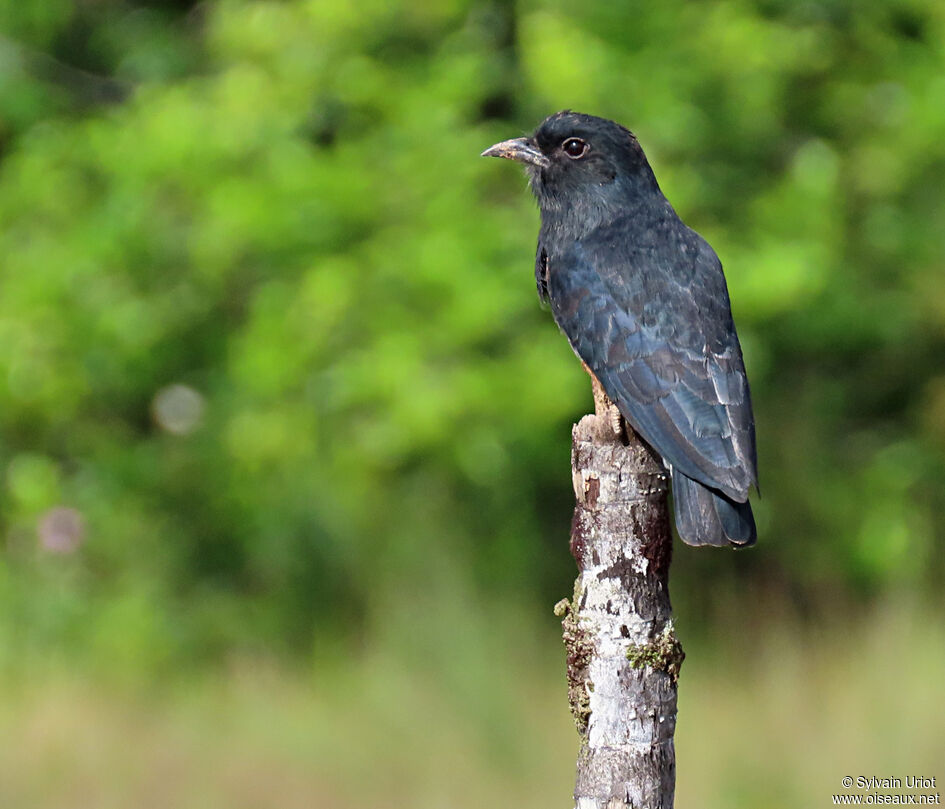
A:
[481,137,549,169]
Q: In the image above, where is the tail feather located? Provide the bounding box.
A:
[671,469,756,548]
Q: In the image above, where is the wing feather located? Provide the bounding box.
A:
[546,219,757,500]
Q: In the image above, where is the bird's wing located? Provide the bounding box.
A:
[546,221,757,500]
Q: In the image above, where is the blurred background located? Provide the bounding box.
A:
[1,0,944,806]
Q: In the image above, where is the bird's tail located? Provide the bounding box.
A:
[671,470,756,548]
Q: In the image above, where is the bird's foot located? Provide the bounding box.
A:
[591,401,624,444]
[608,402,624,440]
[586,364,625,444]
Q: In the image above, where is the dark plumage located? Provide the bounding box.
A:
[483,111,758,547]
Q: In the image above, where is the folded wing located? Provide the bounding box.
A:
[545,223,757,502]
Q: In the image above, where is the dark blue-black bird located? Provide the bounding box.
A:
[483,111,757,547]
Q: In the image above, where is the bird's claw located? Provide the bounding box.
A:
[608,403,624,439]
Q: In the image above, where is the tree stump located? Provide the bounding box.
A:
[555,412,683,809]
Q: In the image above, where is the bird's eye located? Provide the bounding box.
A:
[562,138,588,158]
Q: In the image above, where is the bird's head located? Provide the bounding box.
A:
[482,111,660,222]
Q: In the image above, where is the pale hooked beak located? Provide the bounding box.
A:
[481,137,549,169]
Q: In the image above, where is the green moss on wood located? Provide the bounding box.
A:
[626,622,685,682]
[555,587,595,737]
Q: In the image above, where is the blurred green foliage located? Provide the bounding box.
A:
[1,0,944,672]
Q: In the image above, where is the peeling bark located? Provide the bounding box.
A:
[559,409,681,809]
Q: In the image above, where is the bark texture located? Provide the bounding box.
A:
[556,410,682,809]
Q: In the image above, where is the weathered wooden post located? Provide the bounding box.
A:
[555,402,683,809]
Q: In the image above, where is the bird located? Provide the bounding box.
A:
[482,111,757,547]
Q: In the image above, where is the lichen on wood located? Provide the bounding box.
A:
[625,622,685,684]
[554,588,595,736]
[560,406,680,809]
